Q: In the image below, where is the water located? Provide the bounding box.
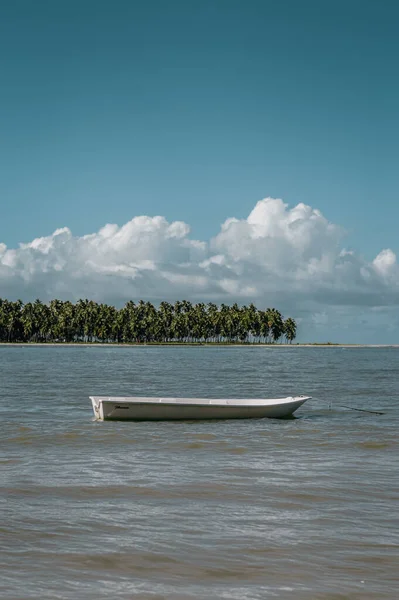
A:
[1,346,398,599]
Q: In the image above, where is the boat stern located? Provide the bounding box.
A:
[90,396,103,420]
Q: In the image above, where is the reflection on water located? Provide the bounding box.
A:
[0,346,398,599]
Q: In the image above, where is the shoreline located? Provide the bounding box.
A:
[0,342,398,348]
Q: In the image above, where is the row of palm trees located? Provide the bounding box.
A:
[0,298,297,344]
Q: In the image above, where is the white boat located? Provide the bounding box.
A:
[90,395,311,421]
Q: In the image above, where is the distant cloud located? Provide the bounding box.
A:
[1,198,398,328]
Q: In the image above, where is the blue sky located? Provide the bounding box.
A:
[1,0,398,342]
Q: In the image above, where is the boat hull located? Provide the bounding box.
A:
[90,395,311,421]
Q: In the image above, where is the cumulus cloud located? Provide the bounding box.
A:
[1,198,399,318]
[372,248,398,278]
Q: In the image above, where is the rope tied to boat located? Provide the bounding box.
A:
[335,404,384,415]
[323,399,384,415]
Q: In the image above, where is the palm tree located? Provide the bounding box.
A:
[283,317,297,344]
[0,297,298,345]
[191,302,208,342]
[206,303,221,342]
[21,302,36,341]
[172,300,189,342]
[1,299,23,342]
[158,301,173,342]
[264,308,284,343]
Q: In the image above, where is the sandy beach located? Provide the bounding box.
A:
[1,342,398,348]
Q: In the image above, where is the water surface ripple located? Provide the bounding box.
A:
[1,346,398,599]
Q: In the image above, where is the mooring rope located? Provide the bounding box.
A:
[335,404,384,415]
[320,399,384,415]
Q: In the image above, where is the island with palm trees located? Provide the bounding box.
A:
[0,298,297,344]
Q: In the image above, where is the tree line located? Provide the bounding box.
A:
[0,298,297,344]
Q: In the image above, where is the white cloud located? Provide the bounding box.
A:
[1,198,399,325]
[372,248,397,277]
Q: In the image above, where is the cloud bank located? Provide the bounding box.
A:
[1,198,398,326]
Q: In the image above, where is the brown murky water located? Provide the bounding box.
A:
[1,346,398,599]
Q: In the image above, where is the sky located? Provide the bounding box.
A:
[1,0,399,343]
